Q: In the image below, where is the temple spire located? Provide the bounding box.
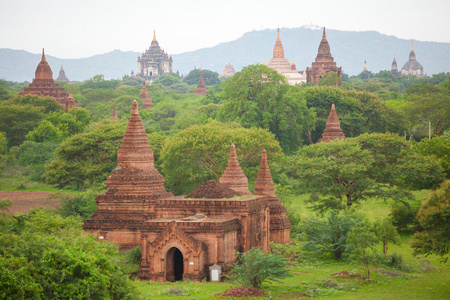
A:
[411,40,414,52]
[111,103,118,119]
[317,104,345,143]
[194,72,207,95]
[219,144,251,195]
[153,30,157,41]
[272,28,285,58]
[254,149,275,196]
[42,48,46,61]
[322,27,327,41]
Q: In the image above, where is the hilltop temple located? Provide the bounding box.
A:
[220,63,236,78]
[136,31,173,83]
[194,72,207,95]
[400,41,424,77]
[55,65,69,82]
[267,29,306,85]
[317,104,345,143]
[306,28,343,86]
[83,100,291,282]
[20,49,76,111]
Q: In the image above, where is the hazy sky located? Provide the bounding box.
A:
[1,0,449,59]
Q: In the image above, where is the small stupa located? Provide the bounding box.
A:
[139,81,154,109]
[194,72,207,96]
[317,104,345,143]
[65,88,77,111]
[111,103,118,119]
[56,64,69,82]
[219,144,251,195]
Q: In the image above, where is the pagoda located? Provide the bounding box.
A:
[306,28,343,86]
[139,81,154,109]
[317,104,345,143]
[56,65,69,82]
[136,31,173,83]
[111,103,118,119]
[65,88,78,111]
[194,72,207,95]
[219,143,251,196]
[391,55,400,76]
[267,29,306,85]
[20,49,70,109]
[401,41,424,77]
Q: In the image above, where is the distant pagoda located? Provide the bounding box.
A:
[139,81,154,109]
[400,41,424,77]
[194,72,207,96]
[267,29,306,85]
[220,63,236,78]
[20,49,72,111]
[306,28,343,86]
[317,104,345,143]
[391,55,400,76]
[56,64,69,82]
[136,31,173,83]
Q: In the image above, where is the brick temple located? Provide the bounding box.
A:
[83,100,291,282]
[306,28,343,86]
[194,72,207,96]
[20,49,77,111]
[139,81,154,109]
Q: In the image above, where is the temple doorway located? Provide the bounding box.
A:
[166,247,184,281]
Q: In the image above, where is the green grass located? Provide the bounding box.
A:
[0,176,64,192]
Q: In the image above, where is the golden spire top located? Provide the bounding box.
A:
[411,40,414,51]
[153,30,157,42]
[262,58,266,65]
[276,28,281,41]
[292,58,295,64]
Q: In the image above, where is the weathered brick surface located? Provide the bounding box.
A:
[317,104,345,143]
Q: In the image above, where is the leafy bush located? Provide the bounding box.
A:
[390,202,420,231]
[301,210,357,259]
[55,193,97,220]
[227,247,292,289]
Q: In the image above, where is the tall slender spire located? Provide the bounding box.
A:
[219,144,251,195]
[322,27,327,41]
[254,149,275,196]
[42,48,46,61]
[272,28,285,58]
[153,30,157,41]
[411,40,414,51]
[111,103,118,119]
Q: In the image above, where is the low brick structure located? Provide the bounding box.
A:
[83,100,291,282]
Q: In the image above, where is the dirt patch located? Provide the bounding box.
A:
[331,271,363,278]
[0,192,66,214]
[187,180,238,199]
[214,286,266,297]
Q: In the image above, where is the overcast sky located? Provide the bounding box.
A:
[1,0,449,59]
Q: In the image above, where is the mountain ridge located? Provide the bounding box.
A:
[1,26,449,82]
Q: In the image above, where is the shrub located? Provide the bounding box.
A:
[227,247,292,289]
[390,202,420,231]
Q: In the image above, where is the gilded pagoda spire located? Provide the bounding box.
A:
[219,144,251,195]
[272,28,285,58]
[254,149,275,196]
[411,40,414,51]
[153,30,157,42]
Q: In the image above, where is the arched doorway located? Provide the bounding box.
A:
[165,247,184,282]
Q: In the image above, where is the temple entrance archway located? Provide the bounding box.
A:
[165,247,184,282]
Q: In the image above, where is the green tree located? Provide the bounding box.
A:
[301,210,356,259]
[295,133,444,212]
[347,218,379,279]
[161,122,282,195]
[183,69,221,86]
[45,121,126,189]
[372,218,400,255]
[0,102,45,147]
[6,94,64,114]
[26,120,64,142]
[319,71,339,86]
[153,73,181,86]
[411,180,450,263]
[219,64,315,152]
[0,131,6,154]
[412,136,450,178]
[16,141,60,182]
[227,247,292,289]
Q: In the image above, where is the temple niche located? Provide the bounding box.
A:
[267,29,306,85]
[136,31,173,83]
[317,104,345,143]
[400,41,424,77]
[20,49,76,111]
[83,100,291,282]
[306,28,343,86]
